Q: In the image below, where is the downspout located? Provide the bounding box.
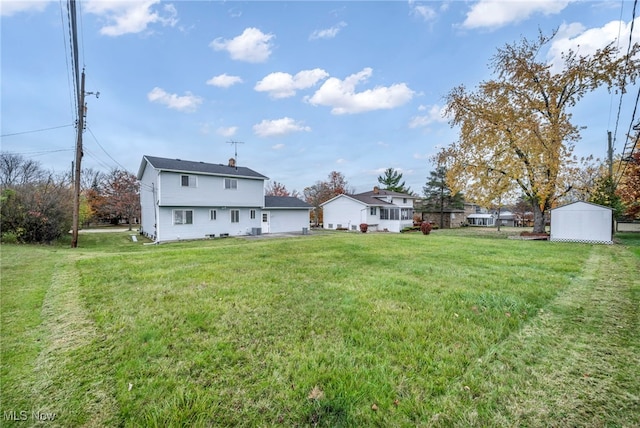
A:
[153,177,159,243]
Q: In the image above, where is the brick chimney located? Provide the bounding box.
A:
[228,158,236,167]
[373,186,379,194]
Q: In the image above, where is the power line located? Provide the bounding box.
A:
[3,149,73,156]
[0,124,74,138]
[608,0,626,127]
[610,0,637,154]
[58,0,75,123]
[86,126,129,172]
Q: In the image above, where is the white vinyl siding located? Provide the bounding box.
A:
[158,172,264,207]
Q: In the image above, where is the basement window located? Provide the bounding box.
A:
[174,209,193,225]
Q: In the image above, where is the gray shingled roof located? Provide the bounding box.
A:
[264,196,312,209]
[348,194,396,206]
[139,155,268,180]
[356,189,414,198]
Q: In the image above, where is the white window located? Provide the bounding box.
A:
[231,209,240,223]
[403,198,407,204]
[210,209,217,220]
[181,175,196,187]
[380,208,400,220]
[250,209,256,219]
[174,210,193,225]
[224,178,238,190]
[401,208,412,220]
[370,207,377,215]
[262,213,268,222]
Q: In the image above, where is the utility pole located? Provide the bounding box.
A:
[71,70,85,248]
[607,131,615,236]
[608,131,613,179]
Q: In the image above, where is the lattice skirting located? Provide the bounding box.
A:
[550,238,613,245]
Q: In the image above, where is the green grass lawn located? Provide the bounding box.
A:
[1,229,638,427]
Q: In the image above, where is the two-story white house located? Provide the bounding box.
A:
[321,187,416,233]
[137,155,311,242]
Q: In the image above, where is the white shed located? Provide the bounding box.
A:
[550,201,613,244]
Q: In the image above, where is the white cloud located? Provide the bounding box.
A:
[336,158,346,164]
[272,143,285,150]
[547,18,640,73]
[255,69,329,99]
[462,0,570,30]
[85,0,178,36]
[216,126,238,137]
[408,104,448,128]
[206,74,243,88]
[253,117,311,137]
[309,21,347,40]
[306,67,414,114]
[147,87,202,112]
[1,0,51,16]
[210,27,274,63]
[409,1,437,22]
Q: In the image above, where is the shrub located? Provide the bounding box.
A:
[420,221,432,235]
[1,231,19,244]
[359,223,368,233]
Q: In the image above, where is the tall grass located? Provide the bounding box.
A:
[1,230,637,426]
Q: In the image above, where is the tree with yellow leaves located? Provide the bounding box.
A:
[439,32,640,233]
[616,148,640,219]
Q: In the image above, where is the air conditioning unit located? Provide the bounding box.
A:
[251,227,262,235]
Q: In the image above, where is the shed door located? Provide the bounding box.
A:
[261,212,270,234]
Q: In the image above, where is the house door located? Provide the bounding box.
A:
[261,212,270,233]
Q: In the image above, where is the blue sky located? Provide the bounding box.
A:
[2,0,639,194]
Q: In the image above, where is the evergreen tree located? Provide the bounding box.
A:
[377,168,411,193]
[422,166,464,210]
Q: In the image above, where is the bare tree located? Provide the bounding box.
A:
[0,152,46,187]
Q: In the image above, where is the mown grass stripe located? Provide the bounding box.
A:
[434,244,640,427]
[29,258,118,427]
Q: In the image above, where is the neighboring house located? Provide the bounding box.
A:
[467,213,496,226]
[494,210,519,227]
[462,203,496,226]
[137,155,311,242]
[414,199,465,229]
[550,201,613,244]
[321,187,416,233]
